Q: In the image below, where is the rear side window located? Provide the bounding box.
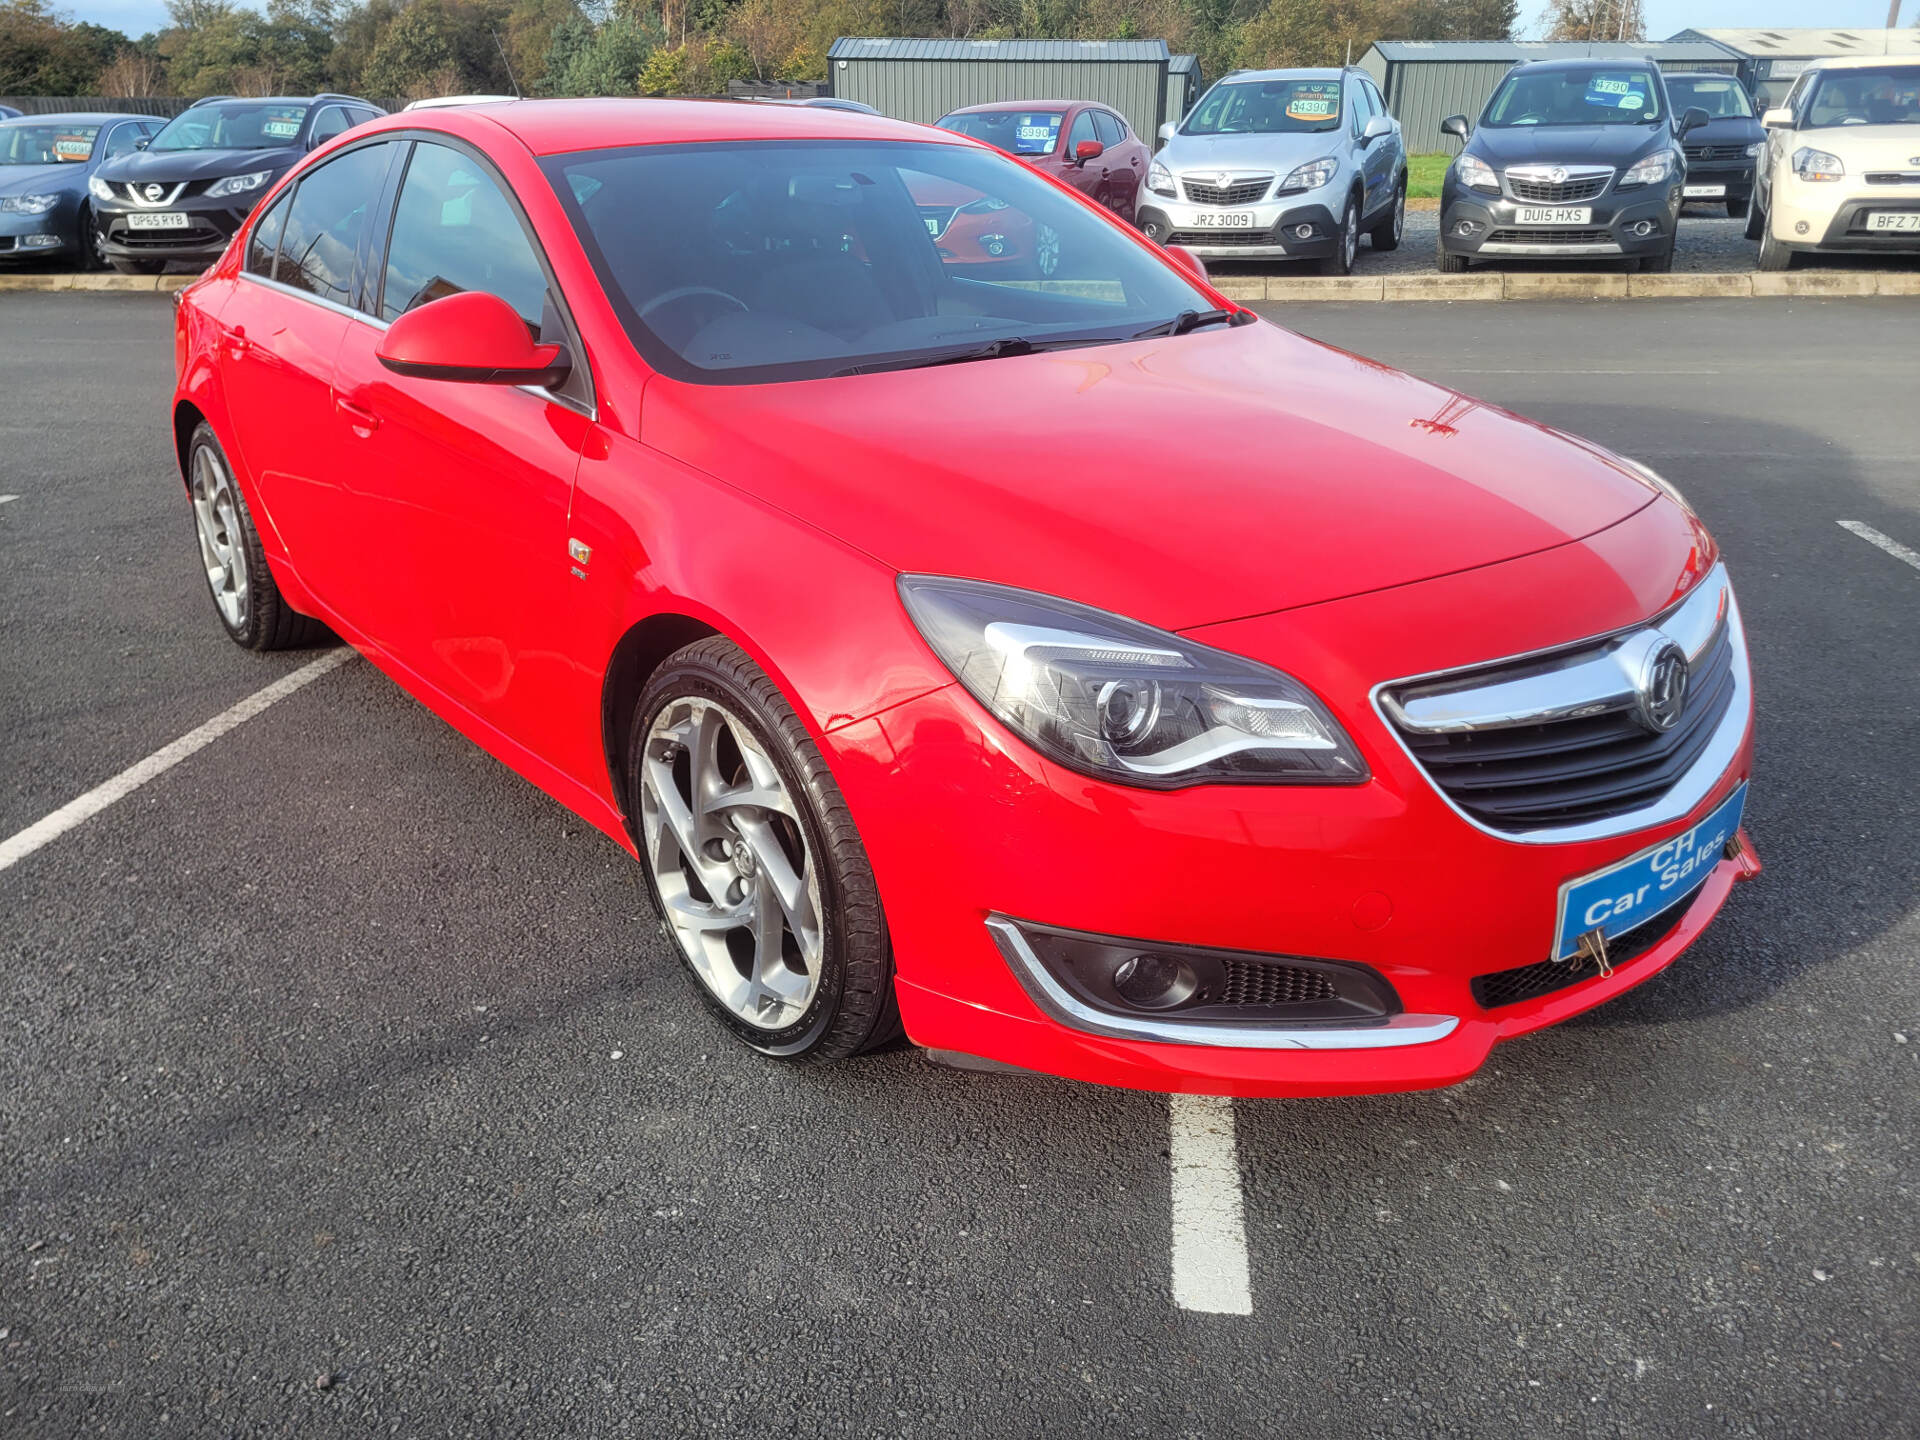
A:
[246,189,290,276]
[1092,111,1124,146]
[273,143,391,305]
[379,141,548,329]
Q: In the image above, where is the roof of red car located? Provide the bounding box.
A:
[379,97,954,157]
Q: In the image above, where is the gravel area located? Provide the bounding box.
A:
[1209,204,1920,280]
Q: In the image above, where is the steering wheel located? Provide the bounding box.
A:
[639,286,748,322]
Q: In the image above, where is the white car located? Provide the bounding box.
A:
[1748,55,1920,270]
[401,95,519,111]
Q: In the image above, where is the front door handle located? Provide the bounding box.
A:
[335,397,382,435]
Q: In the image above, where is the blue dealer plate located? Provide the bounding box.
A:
[1552,784,1746,961]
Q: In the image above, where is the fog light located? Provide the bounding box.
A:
[1293,223,1314,240]
[21,234,61,248]
[1142,221,1161,240]
[1454,219,1478,237]
[1630,220,1656,238]
[979,233,1006,256]
[1113,954,1198,1011]
[1795,220,1810,235]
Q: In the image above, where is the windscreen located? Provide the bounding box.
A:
[935,111,1065,156]
[1180,79,1343,136]
[149,102,310,151]
[1484,69,1663,126]
[545,139,1209,386]
[1665,76,1754,119]
[0,123,101,164]
[1801,66,1920,129]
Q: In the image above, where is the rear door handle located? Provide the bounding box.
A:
[335,397,381,434]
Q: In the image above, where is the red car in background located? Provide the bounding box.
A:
[936,99,1149,226]
[169,100,1759,1099]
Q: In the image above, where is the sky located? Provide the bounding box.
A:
[57,0,1911,53]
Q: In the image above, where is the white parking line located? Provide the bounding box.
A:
[1168,1093,1252,1315]
[0,495,18,505]
[1838,520,1920,575]
[0,649,354,875]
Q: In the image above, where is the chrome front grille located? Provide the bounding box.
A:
[1377,566,1749,841]
[1182,175,1273,206]
[1504,166,1613,204]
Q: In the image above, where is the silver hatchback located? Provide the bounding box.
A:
[1136,67,1407,274]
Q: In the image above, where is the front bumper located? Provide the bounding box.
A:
[1137,197,1341,260]
[1440,181,1680,259]
[93,196,252,264]
[829,504,1759,1097]
[1769,184,1920,254]
[0,205,83,261]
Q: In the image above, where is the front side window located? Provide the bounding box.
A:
[273,143,391,305]
[0,124,101,164]
[1182,79,1344,136]
[308,106,355,147]
[1801,66,1920,129]
[1665,77,1754,120]
[1066,110,1098,154]
[1485,69,1662,127]
[149,102,311,152]
[100,122,146,159]
[545,139,1210,385]
[936,110,1064,157]
[380,141,548,329]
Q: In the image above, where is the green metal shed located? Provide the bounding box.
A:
[826,38,1171,148]
[1163,54,1203,135]
[1358,40,1741,154]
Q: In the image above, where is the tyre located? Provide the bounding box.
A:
[1318,192,1360,276]
[630,637,900,1062]
[185,422,331,651]
[1756,225,1794,271]
[1368,180,1405,252]
[1436,231,1469,273]
[1743,196,1766,242]
[1726,194,1750,219]
[77,205,108,270]
[1639,244,1675,273]
[111,258,165,275]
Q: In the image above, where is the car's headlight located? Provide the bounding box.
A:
[899,576,1368,788]
[1281,156,1338,191]
[1147,160,1175,197]
[1745,141,1764,158]
[1455,153,1499,194]
[88,175,114,202]
[1792,147,1843,182]
[1620,150,1676,187]
[205,169,273,198]
[0,193,60,214]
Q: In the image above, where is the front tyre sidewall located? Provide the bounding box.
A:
[630,640,894,1061]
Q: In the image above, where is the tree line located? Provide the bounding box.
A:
[4,0,1567,105]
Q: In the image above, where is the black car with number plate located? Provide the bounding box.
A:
[88,94,383,274]
[1437,58,1708,274]
[1665,72,1765,218]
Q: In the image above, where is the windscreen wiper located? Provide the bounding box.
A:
[1131,308,1250,339]
[834,335,1088,377]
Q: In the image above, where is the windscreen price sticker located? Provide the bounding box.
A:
[263,119,301,138]
[1016,123,1056,142]
[1286,84,1340,121]
[54,136,92,160]
[1589,75,1646,109]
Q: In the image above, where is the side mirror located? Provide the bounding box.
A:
[1440,114,1470,142]
[1073,138,1104,165]
[1158,122,1176,143]
[376,290,570,388]
[1164,245,1209,283]
[1362,115,1394,144]
[134,137,149,150]
[1762,106,1792,130]
[1678,106,1710,138]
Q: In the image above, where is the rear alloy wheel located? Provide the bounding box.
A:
[1368,181,1405,252]
[185,423,331,651]
[1319,193,1360,276]
[632,638,899,1061]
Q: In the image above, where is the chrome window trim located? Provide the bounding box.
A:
[1370,565,1752,847]
[233,270,595,419]
[985,917,1460,1051]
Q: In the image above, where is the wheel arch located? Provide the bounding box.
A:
[172,399,207,490]
[601,610,724,829]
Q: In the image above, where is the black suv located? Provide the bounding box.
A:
[1664,71,1765,218]
[1437,59,1707,273]
[89,94,383,273]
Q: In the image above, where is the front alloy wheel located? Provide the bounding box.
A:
[631,638,899,1060]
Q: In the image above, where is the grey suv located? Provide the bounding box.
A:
[1136,67,1407,275]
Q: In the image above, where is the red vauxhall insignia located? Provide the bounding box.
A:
[169,99,1759,1097]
